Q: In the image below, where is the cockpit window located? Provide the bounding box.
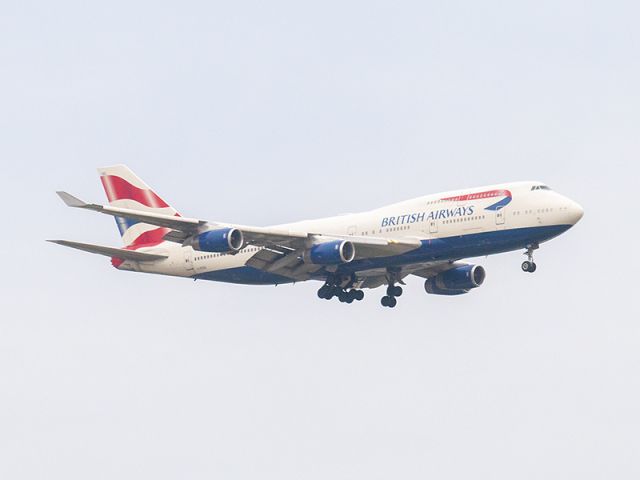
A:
[531,185,551,191]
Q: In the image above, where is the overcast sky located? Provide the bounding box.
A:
[1,1,639,479]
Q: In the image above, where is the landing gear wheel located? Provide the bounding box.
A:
[386,285,403,296]
[383,283,402,307]
[346,290,363,302]
[381,296,397,308]
[317,285,331,299]
[521,261,537,273]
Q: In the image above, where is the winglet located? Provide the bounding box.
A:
[56,191,88,208]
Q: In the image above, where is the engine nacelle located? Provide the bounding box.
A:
[303,240,355,265]
[424,265,486,296]
[188,227,244,253]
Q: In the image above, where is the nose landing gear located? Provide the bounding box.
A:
[521,243,539,273]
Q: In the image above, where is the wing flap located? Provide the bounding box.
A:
[238,226,308,248]
[351,238,421,259]
[244,248,284,270]
[411,261,468,279]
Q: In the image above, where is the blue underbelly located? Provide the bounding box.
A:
[195,267,295,285]
[339,224,572,274]
[195,224,572,285]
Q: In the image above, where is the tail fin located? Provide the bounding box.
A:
[97,165,179,247]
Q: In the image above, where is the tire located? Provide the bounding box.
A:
[355,290,365,301]
[381,296,390,307]
[521,261,531,272]
[317,286,329,299]
[388,296,397,308]
[386,285,395,296]
[529,262,537,273]
[392,286,403,297]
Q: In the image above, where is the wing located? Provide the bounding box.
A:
[240,233,422,281]
[48,240,168,261]
[242,232,422,280]
[410,261,472,279]
[341,260,471,290]
[56,191,205,232]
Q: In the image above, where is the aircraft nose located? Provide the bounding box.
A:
[567,200,584,225]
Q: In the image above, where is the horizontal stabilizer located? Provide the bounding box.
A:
[48,240,168,261]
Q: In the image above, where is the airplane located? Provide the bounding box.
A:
[50,165,584,308]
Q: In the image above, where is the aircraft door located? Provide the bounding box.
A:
[183,247,194,272]
[495,208,506,226]
[429,219,438,234]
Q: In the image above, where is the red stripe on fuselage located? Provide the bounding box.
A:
[100,175,170,208]
[441,189,512,202]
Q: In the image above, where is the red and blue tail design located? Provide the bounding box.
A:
[98,165,179,248]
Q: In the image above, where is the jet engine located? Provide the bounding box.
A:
[424,265,486,296]
[303,240,355,265]
[187,227,244,253]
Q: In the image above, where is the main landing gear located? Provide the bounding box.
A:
[521,243,539,273]
[317,283,364,304]
[381,284,403,308]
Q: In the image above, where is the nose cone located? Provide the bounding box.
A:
[567,200,584,225]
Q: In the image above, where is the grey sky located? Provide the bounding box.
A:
[1,1,639,478]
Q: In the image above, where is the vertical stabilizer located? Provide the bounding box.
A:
[97,165,179,247]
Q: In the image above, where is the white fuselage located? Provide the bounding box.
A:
[121,181,583,284]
